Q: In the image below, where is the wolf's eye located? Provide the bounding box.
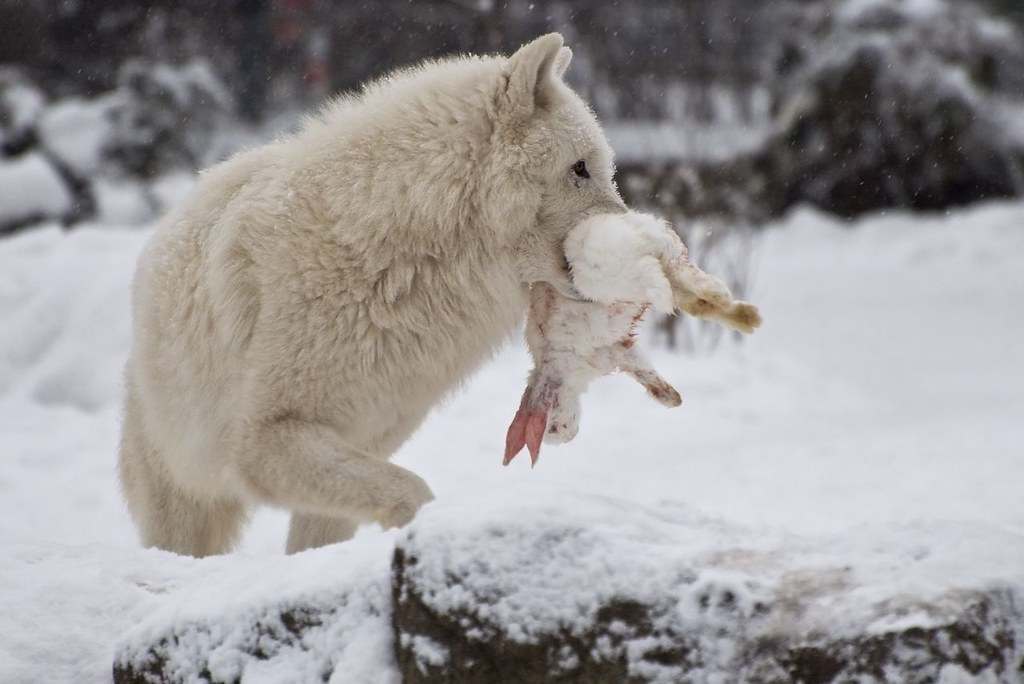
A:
[572,159,590,179]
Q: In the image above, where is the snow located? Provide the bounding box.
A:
[37,96,116,177]
[397,499,1024,679]
[93,178,155,225]
[148,172,198,213]
[114,535,395,684]
[606,119,771,164]
[837,0,946,22]
[0,153,73,228]
[2,200,1024,682]
[0,78,46,141]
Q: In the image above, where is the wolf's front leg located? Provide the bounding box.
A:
[286,514,358,554]
[237,419,434,550]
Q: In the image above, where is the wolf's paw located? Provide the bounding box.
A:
[380,476,435,529]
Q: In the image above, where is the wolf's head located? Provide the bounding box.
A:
[490,33,628,297]
[313,33,626,300]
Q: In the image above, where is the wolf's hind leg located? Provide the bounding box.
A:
[120,371,250,557]
[119,418,248,556]
[286,513,358,554]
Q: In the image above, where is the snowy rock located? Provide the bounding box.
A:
[0,69,46,156]
[391,499,1024,683]
[110,496,1024,683]
[111,538,398,684]
[0,60,232,233]
[104,59,233,179]
[0,152,73,232]
[93,178,155,225]
[37,96,116,177]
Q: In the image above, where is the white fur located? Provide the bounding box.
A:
[567,211,762,332]
[119,34,629,556]
[564,211,681,313]
[503,283,681,467]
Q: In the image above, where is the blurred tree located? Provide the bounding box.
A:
[236,0,270,122]
[974,0,1024,25]
[0,1,46,66]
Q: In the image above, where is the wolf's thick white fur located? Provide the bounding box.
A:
[119,34,628,556]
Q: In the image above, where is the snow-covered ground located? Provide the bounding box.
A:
[1,199,1023,683]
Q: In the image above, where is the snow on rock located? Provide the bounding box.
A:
[105,58,234,179]
[111,535,398,684]
[148,172,197,214]
[391,496,1024,683]
[0,60,237,233]
[93,178,155,225]
[37,96,116,177]
[0,71,47,153]
[0,153,73,232]
[111,493,1024,683]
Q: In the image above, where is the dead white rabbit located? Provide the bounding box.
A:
[503,212,762,466]
[502,281,681,467]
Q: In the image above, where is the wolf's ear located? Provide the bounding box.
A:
[504,33,566,115]
[553,47,573,78]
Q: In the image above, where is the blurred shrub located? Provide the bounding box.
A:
[621,0,1024,227]
[0,61,231,233]
[105,59,233,179]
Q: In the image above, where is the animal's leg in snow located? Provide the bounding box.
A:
[238,419,434,541]
[120,451,248,557]
[119,395,248,557]
[286,513,358,554]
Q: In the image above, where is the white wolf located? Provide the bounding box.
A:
[120,34,634,555]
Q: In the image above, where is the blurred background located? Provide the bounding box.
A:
[2,0,1023,347]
